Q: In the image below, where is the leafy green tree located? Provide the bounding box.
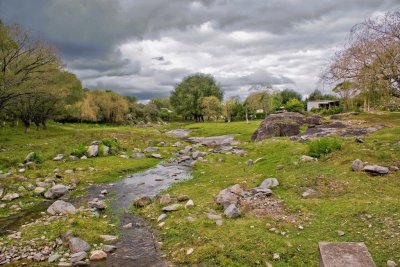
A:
[332,81,358,111]
[285,98,305,113]
[307,90,337,101]
[201,96,222,121]
[170,74,223,121]
[280,89,302,104]
[0,21,61,112]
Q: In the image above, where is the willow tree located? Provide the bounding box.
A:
[323,11,400,110]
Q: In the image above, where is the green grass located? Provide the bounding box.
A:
[1,113,400,266]
[136,112,400,266]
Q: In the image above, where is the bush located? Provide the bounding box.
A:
[71,144,87,157]
[102,138,121,154]
[308,137,342,158]
[285,98,304,113]
[31,152,44,164]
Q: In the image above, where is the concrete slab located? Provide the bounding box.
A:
[318,242,376,267]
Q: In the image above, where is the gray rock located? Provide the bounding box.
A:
[34,187,46,194]
[302,188,318,198]
[387,260,397,267]
[44,184,68,199]
[119,154,129,159]
[157,213,167,222]
[207,214,222,220]
[70,251,87,263]
[48,253,61,263]
[47,200,76,215]
[102,245,117,253]
[251,187,273,195]
[162,204,181,212]
[337,230,345,236]
[300,155,317,162]
[88,199,107,210]
[352,159,364,172]
[216,184,244,208]
[89,250,107,261]
[363,165,389,175]
[1,193,20,201]
[131,153,145,159]
[177,194,189,202]
[185,199,194,208]
[87,145,99,157]
[69,238,91,253]
[143,147,159,153]
[53,154,64,161]
[133,196,151,207]
[159,194,171,205]
[224,204,241,218]
[259,178,279,189]
[151,153,163,159]
[99,235,118,242]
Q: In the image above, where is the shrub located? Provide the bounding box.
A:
[71,144,87,157]
[308,137,342,158]
[31,152,44,164]
[102,138,121,154]
[285,98,304,113]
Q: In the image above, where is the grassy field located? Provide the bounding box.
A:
[136,113,400,266]
[0,113,400,266]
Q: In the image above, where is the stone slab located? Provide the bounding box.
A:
[318,242,375,267]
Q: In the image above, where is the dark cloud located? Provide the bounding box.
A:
[1,0,399,100]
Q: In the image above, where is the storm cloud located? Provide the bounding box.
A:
[1,0,399,100]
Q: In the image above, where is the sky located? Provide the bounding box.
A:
[1,0,399,101]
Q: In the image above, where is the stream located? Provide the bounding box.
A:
[89,164,192,267]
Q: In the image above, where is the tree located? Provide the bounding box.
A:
[332,81,359,111]
[6,70,83,131]
[307,89,337,101]
[201,96,222,121]
[285,98,304,113]
[323,10,400,110]
[0,21,61,112]
[280,89,302,104]
[170,74,223,121]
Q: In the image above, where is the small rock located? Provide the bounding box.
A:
[65,169,74,174]
[177,194,189,202]
[100,235,118,242]
[122,223,132,229]
[337,230,345,236]
[186,248,194,255]
[143,147,159,153]
[387,260,397,267]
[87,145,99,157]
[69,238,91,253]
[34,187,46,194]
[133,196,151,207]
[151,153,163,159]
[224,204,240,218]
[70,251,87,263]
[47,200,76,215]
[48,253,61,263]
[302,188,318,198]
[53,154,64,161]
[1,193,20,201]
[58,262,72,267]
[157,213,167,222]
[273,253,280,260]
[216,219,223,226]
[80,155,87,160]
[102,245,117,253]
[356,137,365,143]
[88,199,107,210]
[352,159,364,172]
[207,214,222,220]
[89,250,107,261]
[131,153,145,159]
[300,155,317,162]
[259,178,279,189]
[44,184,69,199]
[119,154,129,159]
[187,216,197,223]
[363,165,389,175]
[185,199,194,209]
[162,204,181,212]
[159,194,171,205]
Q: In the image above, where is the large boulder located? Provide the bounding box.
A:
[44,184,68,199]
[47,200,76,215]
[251,112,305,141]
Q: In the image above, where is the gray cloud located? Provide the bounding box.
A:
[1,0,399,100]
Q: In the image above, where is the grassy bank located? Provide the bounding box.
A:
[136,113,400,266]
